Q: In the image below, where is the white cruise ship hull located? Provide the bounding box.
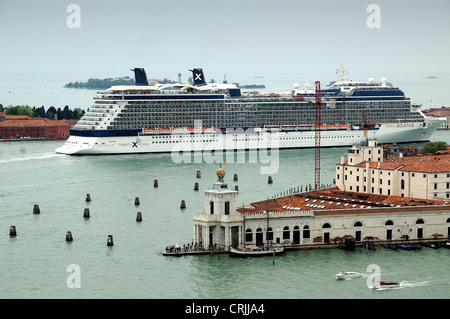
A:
[55,117,444,155]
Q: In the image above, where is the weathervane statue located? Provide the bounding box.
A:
[216,164,225,183]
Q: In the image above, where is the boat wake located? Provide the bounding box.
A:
[399,280,430,288]
[369,280,430,290]
[0,153,64,164]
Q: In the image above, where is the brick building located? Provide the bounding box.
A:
[0,115,70,139]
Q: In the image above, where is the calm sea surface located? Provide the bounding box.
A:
[0,131,449,299]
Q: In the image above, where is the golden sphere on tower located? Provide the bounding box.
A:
[216,168,225,178]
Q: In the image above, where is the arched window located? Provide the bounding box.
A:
[322,223,331,228]
[416,219,424,224]
[303,225,310,239]
[385,220,394,226]
[354,221,363,227]
[401,179,405,190]
[283,226,290,240]
[245,228,253,242]
[446,218,450,223]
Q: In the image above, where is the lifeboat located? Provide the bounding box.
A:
[281,124,296,131]
[203,127,217,134]
[187,127,208,133]
[142,128,157,134]
[158,129,171,134]
[264,125,280,132]
[172,128,187,134]
[297,124,312,131]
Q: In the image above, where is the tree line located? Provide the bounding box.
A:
[64,76,178,89]
[0,104,84,120]
[64,77,135,89]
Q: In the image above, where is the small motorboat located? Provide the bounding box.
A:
[335,271,363,280]
[229,246,285,258]
[371,281,400,289]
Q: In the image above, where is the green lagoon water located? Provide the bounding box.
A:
[1,131,450,299]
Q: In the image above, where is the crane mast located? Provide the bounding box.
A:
[314,81,321,190]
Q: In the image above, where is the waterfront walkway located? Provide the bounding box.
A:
[163,237,450,256]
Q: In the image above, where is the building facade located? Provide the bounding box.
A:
[0,118,70,139]
[336,140,450,200]
[422,107,450,130]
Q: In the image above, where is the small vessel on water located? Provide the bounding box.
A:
[229,246,286,258]
[335,271,363,280]
[372,281,400,289]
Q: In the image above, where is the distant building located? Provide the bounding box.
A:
[423,107,450,129]
[336,140,450,200]
[0,117,70,139]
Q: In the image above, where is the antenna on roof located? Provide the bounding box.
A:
[336,64,349,81]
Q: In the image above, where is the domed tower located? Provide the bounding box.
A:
[193,167,241,250]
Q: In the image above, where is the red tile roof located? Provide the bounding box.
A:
[238,187,449,215]
[340,154,450,173]
[0,118,70,127]
[4,115,32,120]
[422,107,450,116]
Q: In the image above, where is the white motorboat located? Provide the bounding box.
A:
[335,271,363,280]
[371,281,400,289]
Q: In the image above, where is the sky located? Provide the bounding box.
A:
[0,0,449,81]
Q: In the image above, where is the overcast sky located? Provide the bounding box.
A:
[0,0,449,80]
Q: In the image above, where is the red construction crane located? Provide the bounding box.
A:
[314,81,321,190]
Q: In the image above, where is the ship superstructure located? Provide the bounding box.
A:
[56,66,445,155]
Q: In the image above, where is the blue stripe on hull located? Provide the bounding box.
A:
[70,129,140,137]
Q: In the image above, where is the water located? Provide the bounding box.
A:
[0,131,450,299]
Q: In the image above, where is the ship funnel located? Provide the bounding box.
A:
[132,68,149,86]
[189,68,206,85]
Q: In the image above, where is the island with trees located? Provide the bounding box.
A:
[64,76,177,89]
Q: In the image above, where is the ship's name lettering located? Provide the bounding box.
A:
[397,123,414,128]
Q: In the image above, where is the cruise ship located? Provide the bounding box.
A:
[56,66,445,155]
